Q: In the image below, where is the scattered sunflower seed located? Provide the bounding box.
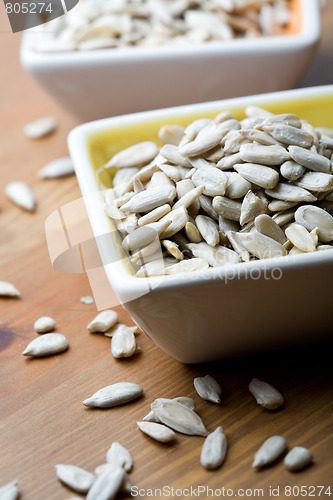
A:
[5,181,36,212]
[194,375,222,404]
[111,326,137,358]
[34,316,56,333]
[38,157,75,178]
[55,465,95,494]
[106,443,133,472]
[0,280,20,298]
[22,333,68,357]
[0,479,19,500]
[137,421,176,443]
[252,435,287,468]
[284,446,313,471]
[249,377,284,410]
[83,382,143,408]
[86,465,125,500]
[87,310,118,333]
[24,116,56,139]
[80,295,94,305]
[200,426,228,470]
[151,399,208,437]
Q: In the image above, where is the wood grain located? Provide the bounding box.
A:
[1,3,333,498]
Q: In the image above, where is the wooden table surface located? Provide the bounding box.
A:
[1,3,333,499]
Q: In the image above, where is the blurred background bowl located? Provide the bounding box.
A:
[21,0,321,121]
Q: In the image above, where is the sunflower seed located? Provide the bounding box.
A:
[106,443,133,472]
[83,382,143,408]
[5,181,36,212]
[180,118,211,146]
[121,185,176,213]
[200,426,227,470]
[150,171,174,188]
[143,397,195,422]
[34,316,56,333]
[265,183,317,203]
[249,377,284,410]
[223,130,250,153]
[184,221,202,243]
[164,258,209,274]
[294,171,333,192]
[0,281,20,298]
[285,223,317,252]
[22,333,69,357]
[137,421,176,442]
[87,310,118,333]
[294,205,333,242]
[212,196,242,221]
[80,295,94,305]
[162,240,184,260]
[159,206,189,239]
[104,203,126,221]
[38,157,75,178]
[179,125,225,157]
[262,124,313,148]
[135,204,171,226]
[260,113,301,128]
[86,465,125,500]
[192,167,228,197]
[104,324,138,338]
[272,208,296,226]
[111,327,136,358]
[113,167,139,186]
[188,242,240,266]
[0,479,19,500]
[245,105,273,118]
[252,435,287,468]
[194,375,222,403]
[136,257,177,277]
[105,142,159,169]
[284,446,313,471]
[254,214,286,244]
[195,215,219,246]
[24,116,56,139]
[158,164,182,182]
[199,194,219,220]
[226,231,250,261]
[159,145,192,168]
[268,200,297,211]
[280,160,306,181]
[122,225,159,252]
[151,399,208,436]
[216,152,243,170]
[288,145,331,173]
[172,185,205,211]
[55,465,95,494]
[239,143,289,165]
[240,190,268,225]
[158,124,185,145]
[225,172,252,199]
[234,163,279,189]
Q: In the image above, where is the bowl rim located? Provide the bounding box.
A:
[67,84,333,298]
[21,0,321,68]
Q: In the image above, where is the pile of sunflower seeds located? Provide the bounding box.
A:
[32,0,291,53]
[102,106,333,277]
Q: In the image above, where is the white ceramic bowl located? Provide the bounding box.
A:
[21,0,321,121]
[67,85,333,363]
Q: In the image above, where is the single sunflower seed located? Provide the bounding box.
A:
[239,143,289,165]
[34,316,56,333]
[249,377,284,410]
[105,142,159,169]
[0,281,20,298]
[106,443,133,472]
[284,446,313,471]
[194,375,222,403]
[38,157,75,178]
[200,426,227,470]
[294,205,333,242]
[55,464,95,494]
[24,116,56,139]
[137,421,176,443]
[151,399,208,436]
[87,310,118,333]
[5,181,36,212]
[188,242,240,266]
[254,214,286,244]
[0,479,19,500]
[83,382,143,408]
[22,333,69,357]
[111,327,137,358]
[285,223,317,252]
[234,163,279,190]
[252,435,287,468]
[164,258,209,274]
[86,465,126,500]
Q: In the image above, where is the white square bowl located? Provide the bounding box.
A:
[67,85,333,363]
[21,0,321,121]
